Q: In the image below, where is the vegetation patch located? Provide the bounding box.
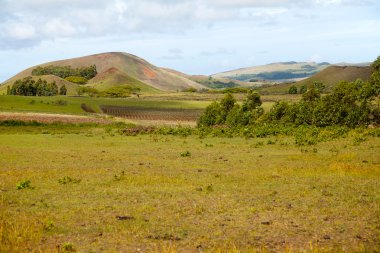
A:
[32,65,97,80]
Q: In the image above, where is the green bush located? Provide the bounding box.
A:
[180,151,191,157]
[288,85,298,94]
[58,176,81,184]
[65,76,88,84]
[16,180,32,190]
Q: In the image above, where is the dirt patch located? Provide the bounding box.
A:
[100,105,203,122]
[0,112,112,124]
[141,65,157,80]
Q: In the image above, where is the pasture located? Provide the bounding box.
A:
[0,124,379,252]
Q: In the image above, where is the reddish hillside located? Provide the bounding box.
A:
[2,52,206,92]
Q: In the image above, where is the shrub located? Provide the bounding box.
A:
[288,85,298,94]
[180,151,191,157]
[198,101,222,127]
[58,176,81,184]
[65,76,88,84]
[54,99,68,106]
[61,242,75,252]
[16,180,32,190]
[183,87,197,92]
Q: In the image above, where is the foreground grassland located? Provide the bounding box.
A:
[0,125,379,252]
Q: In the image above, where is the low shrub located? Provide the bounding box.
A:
[16,180,33,190]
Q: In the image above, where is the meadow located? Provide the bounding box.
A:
[0,95,210,115]
[0,123,379,252]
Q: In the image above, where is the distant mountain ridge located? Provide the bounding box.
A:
[212,61,331,83]
[260,65,372,94]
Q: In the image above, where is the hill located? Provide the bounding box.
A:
[260,65,372,94]
[1,52,206,93]
[212,62,330,83]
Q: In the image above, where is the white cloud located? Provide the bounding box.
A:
[5,22,36,40]
[1,0,374,49]
[0,0,379,81]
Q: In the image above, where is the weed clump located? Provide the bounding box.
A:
[180,151,191,157]
[16,180,33,190]
[61,242,76,252]
[58,176,81,184]
[43,221,55,231]
[114,171,125,181]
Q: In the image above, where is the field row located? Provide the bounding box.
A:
[100,105,203,121]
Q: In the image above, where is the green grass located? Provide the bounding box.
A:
[89,72,161,94]
[0,125,379,252]
[0,95,212,115]
[0,94,280,117]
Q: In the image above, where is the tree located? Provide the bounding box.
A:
[288,85,298,94]
[242,90,262,111]
[313,81,326,93]
[59,84,67,95]
[219,93,236,122]
[299,85,307,94]
[302,85,320,102]
[6,85,10,95]
[198,101,222,127]
[370,56,380,96]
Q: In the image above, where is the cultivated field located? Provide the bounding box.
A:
[0,124,379,252]
[100,105,203,121]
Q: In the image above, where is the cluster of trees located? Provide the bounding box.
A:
[7,77,67,96]
[198,91,264,127]
[77,85,140,98]
[32,65,97,81]
[199,56,380,128]
[288,81,325,94]
[267,79,379,127]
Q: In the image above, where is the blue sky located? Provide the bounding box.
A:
[0,0,379,82]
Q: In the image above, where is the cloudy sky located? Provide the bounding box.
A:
[0,0,379,82]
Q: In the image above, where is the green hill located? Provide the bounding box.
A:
[260,65,372,94]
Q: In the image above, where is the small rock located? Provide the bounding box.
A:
[116,215,135,221]
[261,221,271,225]
[323,235,331,240]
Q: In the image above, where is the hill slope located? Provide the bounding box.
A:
[212,62,330,83]
[260,65,372,94]
[1,52,206,92]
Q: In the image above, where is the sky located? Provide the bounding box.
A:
[0,0,379,82]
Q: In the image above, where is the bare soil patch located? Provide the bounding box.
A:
[0,112,112,124]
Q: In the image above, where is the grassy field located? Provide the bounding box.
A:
[0,124,379,252]
[0,94,283,117]
[0,95,211,115]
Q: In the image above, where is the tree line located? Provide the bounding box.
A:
[7,77,67,96]
[31,65,97,81]
[199,56,380,128]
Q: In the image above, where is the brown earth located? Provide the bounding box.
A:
[0,112,112,124]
